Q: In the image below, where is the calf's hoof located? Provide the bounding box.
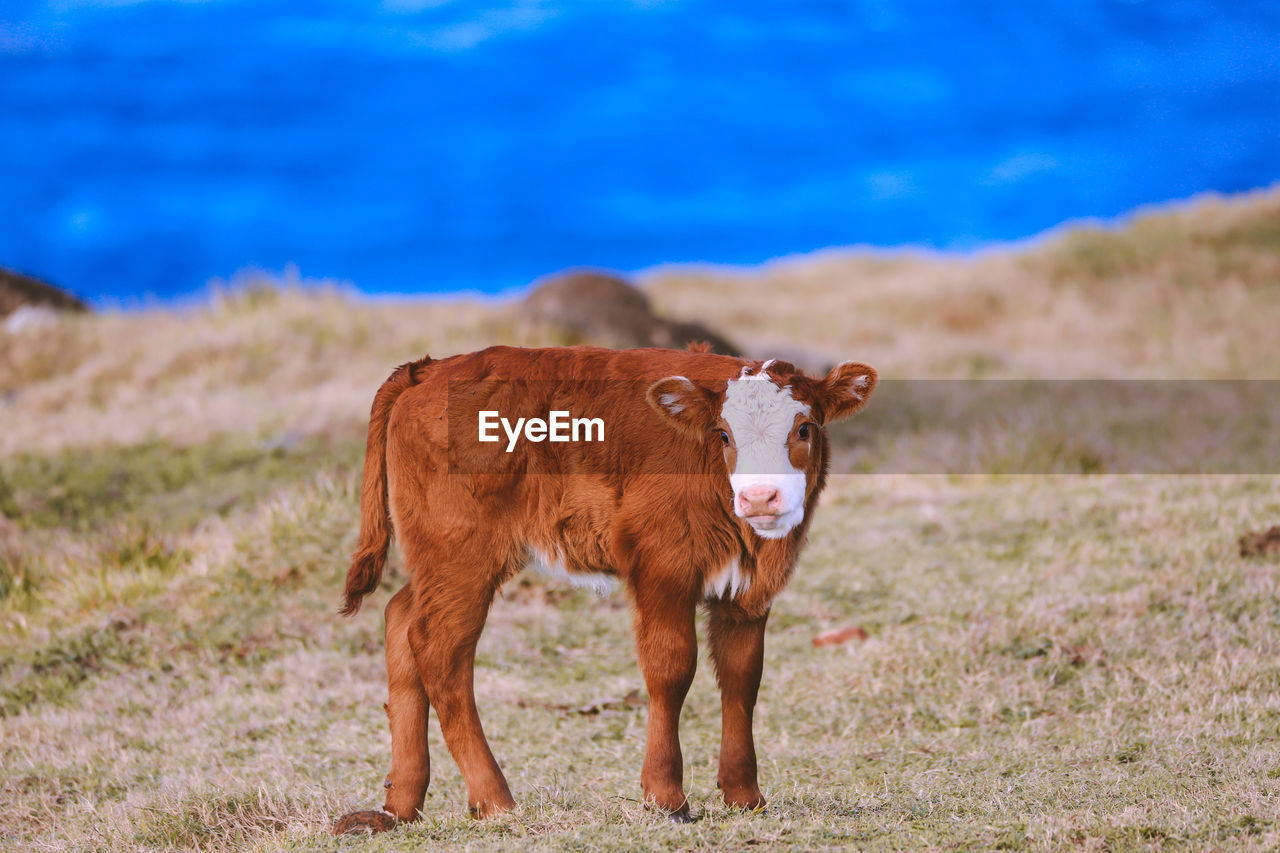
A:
[667,807,696,824]
[468,792,517,819]
[722,789,767,811]
[331,809,398,836]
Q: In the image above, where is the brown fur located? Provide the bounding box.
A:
[339,357,432,616]
[335,345,876,827]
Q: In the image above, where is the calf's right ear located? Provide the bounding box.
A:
[647,376,718,437]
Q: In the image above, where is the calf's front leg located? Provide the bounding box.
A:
[707,602,768,810]
[633,591,698,820]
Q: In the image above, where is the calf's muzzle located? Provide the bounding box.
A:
[736,485,782,519]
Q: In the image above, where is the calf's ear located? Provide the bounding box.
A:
[647,376,718,437]
[819,361,878,423]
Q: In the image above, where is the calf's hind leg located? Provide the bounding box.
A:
[331,585,428,836]
[409,568,516,818]
[382,584,431,820]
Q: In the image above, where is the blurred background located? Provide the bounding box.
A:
[2,0,1278,304]
[5,5,1280,850]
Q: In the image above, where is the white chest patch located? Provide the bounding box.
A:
[704,558,750,600]
[527,547,617,596]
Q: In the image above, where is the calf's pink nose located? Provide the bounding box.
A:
[738,485,781,516]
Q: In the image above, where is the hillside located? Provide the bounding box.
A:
[3,187,1279,460]
[1,189,1279,851]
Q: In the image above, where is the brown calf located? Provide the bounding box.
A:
[332,345,876,832]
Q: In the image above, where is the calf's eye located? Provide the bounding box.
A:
[719,429,730,445]
[798,423,811,440]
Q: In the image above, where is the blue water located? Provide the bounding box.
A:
[2,1,1278,304]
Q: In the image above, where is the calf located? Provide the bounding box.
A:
[331,345,876,832]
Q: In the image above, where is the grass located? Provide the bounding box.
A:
[646,186,1280,379]
[2,189,1280,851]
[0,435,359,534]
[5,473,1279,850]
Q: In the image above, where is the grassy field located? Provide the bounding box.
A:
[2,188,1279,851]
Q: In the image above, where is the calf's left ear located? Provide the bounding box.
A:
[647,376,718,437]
[818,361,878,423]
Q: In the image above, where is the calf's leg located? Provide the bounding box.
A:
[633,591,698,819]
[409,574,516,818]
[331,585,430,836]
[707,602,768,810]
[382,584,431,820]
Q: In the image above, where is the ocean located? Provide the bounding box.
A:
[1,0,1277,303]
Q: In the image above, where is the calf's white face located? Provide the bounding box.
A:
[648,359,878,541]
[720,366,810,538]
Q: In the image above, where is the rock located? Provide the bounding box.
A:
[0,267,88,318]
[650,318,741,358]
[520,270,656,348]
[519,269,740,355]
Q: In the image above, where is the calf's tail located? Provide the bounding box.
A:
[340,357,430,616]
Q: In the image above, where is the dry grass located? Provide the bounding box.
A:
[3,187,1277,457]
[5,473,1278,851]
[0,275,508,456]
[646,186,1280,379]
[2,189,1279,851]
